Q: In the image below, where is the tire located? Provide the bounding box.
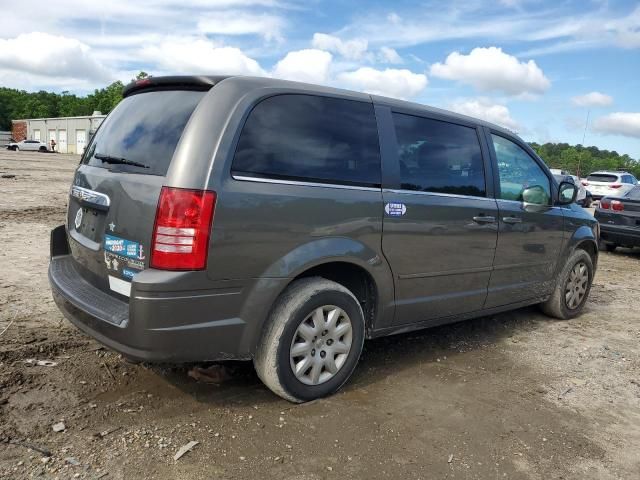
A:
[541,249,594,320]
[254,277,365,403]
[583,197,592,208]
[604,243,617,252]
[39,146,47,152]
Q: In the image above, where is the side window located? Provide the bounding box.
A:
[491,134,551,205]
[392,113,486,197]
[232,94,381,187]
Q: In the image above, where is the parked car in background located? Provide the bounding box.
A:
[551,170,591,207]
[6,139,49,152]
[49,75,599,402]
[582,171,638,200]
[595,186,640,251]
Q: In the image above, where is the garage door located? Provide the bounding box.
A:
[58,130,67,153]
[76,130,87,154]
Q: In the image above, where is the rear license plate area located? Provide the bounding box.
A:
[75,206,106,243]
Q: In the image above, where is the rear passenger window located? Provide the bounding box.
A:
[492,134,551,205]
[392,113,486,197]
[232,95,381,187]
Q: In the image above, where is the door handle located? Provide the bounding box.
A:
[503,216,522,224]
[472,215,496,224]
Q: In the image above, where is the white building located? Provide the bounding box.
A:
[12,111,106,154]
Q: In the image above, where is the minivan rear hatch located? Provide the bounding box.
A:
[66,82,212,299]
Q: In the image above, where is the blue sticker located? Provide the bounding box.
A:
[385,202,407,217]
[122,268,140,280]
[104,234,146,260]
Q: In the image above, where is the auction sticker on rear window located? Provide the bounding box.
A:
[104,234,146,260]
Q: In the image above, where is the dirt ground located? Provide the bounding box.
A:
[1,150,639,480]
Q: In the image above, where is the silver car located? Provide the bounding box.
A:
[583,171,638,200]
[7,139,49,152]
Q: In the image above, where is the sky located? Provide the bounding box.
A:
[0,0,639,158]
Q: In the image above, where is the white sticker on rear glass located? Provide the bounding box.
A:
[108,275,131,297]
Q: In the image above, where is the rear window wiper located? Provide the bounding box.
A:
[94,153,150,169]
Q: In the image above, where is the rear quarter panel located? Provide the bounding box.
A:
[172,77,395,333]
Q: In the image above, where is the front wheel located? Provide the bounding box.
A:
[254,277,365,403]
[541,249,594,319]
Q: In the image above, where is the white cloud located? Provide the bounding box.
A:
[197,11,285,41]
[337,67,427,100]
[139,37,265,76]
[387,12,402,25]
[450,98,519,130]
[430,47,550,96]
[0,32,112,82]
[311,33,368,60]
[592,113,640,138]
[272,49,333,83]
[378,47,403,64]
[337,3,640,56]
[571,91,613,107]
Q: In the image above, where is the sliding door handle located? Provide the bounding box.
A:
[503,216,522,224]
[472,215,496,224]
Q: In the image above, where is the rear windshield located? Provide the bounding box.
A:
[626,186,640,199]
[587,174,618,183]
[82,90,204,176]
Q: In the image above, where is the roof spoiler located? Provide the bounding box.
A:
[122,75,230,97]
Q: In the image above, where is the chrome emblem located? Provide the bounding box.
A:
[70,186,111,209]
[74,208,83,229]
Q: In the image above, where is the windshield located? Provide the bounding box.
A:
[626,186,640,200]
[82,90,204,176]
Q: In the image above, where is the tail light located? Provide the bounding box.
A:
[610,184,622,189]
[150,187,216,270]
[611,200,624,212]
[600,199,611,209]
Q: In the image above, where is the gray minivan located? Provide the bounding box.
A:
[49,75,598,402]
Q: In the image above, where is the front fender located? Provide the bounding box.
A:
[559,224,599,274]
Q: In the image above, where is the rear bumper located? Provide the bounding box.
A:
[599,224,640,247]
[48,225,283,363]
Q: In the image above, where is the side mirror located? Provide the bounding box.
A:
[522,185,549,205]
[558,181,578,205]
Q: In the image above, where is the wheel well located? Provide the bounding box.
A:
[576,240,598,269]
[294,262,377,333]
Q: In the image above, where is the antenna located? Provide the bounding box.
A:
[582,109,590,146]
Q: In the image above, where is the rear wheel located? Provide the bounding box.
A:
[39,146,47,152]
[254,277,365,403]
[541,249,593,320]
